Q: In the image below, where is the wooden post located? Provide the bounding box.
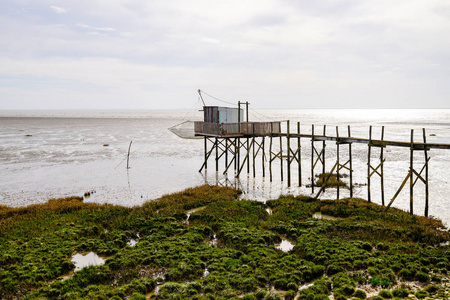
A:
[127,141,133,169]
[311,124,315,193]
[252,124,256,178]
[269,123,273,182]
[322,125,326,174]
[348,126,353,198]
[298,122,302,187]
[215,137,219,172]
[246,101,249,122]
[247,137,250,174]
[336,126,340,200]
[287,120,291,187]
[423,128,429,217]
[410,129,414,215]
[380,126,385,206]
[225,139,228,171]
[262,137,266,178]
[234,138,238,173]
[280,135,284,182]
[204,137,208,172]
[237,138,240,174]
[368,126,372,203]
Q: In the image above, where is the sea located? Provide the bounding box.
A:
[1,109,450,226]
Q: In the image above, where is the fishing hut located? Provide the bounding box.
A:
[194,100,281,178]
[192,90,450,218]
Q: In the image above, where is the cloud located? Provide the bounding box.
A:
[76,23,116,32]
[0,0,449,109]
[50,5,67,14]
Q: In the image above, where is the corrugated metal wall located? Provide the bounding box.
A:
[204,106,219,123]
[204,106,243,124]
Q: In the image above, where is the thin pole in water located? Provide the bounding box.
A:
[127,141,133,169]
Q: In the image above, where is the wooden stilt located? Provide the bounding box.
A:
[252,124,256,178]
[336,126,340,200]
[280,135,284,182]
[311,124,315,193]
[410,129,414,215]
[223,139,236,175]
[298,122,302,187]
[237,138,240,174]
[215,137,219,172]
[247,137,250,174]
[315,162,338,199]
[348,126,353,198]
[202,137,208,172]
[287,120,291,187]
[322,125,326,175]
[269,123,273,182]
[368,126,372,203]
[385,172,410,211]
[225,139,228,171]
[380,126,385,206]
[423,128,429,217]
[262,137,266,178]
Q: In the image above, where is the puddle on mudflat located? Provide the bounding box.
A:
[276,238,295,252]
[152,270,166,281]
[203,268,210,278]
[72,252,106,271]
[147,285,160,297]
[127,233,140,247]
[185,206,207,224]
[59,251,107,279]
[206,234,218,247]
[299,283,314,290]
[312,212,339,221]
[127,239,138,247]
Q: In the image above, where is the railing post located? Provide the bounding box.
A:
[410,129,414,215]
[287,120,291,187]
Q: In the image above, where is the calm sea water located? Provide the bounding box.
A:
[1,109,450,225]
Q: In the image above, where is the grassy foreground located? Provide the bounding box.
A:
[1,185,450,300]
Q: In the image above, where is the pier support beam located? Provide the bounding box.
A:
[367,126,386,205]
[385,129,430,215]
[311,125,326,194]
[197,119,442,218]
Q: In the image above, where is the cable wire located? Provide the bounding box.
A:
[199,89,236,106]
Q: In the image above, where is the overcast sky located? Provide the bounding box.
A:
[0,0,449,110]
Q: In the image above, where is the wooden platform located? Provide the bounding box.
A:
[194,121,281,137]
[271,133,450,150]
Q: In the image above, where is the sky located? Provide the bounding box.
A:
[0,0,449,110]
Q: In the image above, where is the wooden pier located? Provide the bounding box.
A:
[195,120,450,217]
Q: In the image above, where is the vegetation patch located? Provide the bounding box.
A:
[315,172,349,188]
[0,185,450,299]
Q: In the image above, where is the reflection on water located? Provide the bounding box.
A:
[312,212,340,221]
[185,206,206,225]
[298,283,314,290]
[276,238,295,252]
[207,234,218,247]
[72,252,106,271]
[203,268,210,278]
[127,239,138,247]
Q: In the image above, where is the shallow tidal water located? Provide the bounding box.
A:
[1,109,450,226]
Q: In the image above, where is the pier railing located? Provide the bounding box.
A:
[194,121,281,137]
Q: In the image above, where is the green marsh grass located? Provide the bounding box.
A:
[0,185,449,299]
